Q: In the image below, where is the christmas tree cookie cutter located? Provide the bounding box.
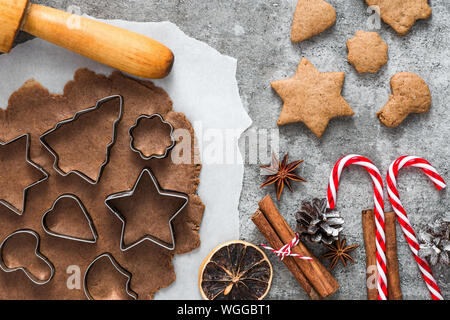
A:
[0,229,55,285]
[104,168,189,251]
[83,253,137,300]
[41,194,98,244]
[128,114,176,160]
[0,134,49,215]
[39,95,124,185]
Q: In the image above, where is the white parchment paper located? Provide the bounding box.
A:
[0,20,252,299]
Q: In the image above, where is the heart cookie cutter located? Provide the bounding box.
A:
[128,114,176,160]
[42,194,98,244]
[0,229,55,285]
[83,253,138,300]
[39,95,124,185]
[104,168,189,251]
[0,133,49,215]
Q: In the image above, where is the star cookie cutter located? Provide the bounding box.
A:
[128,114,176,160]
[83,253,138,300]
[0,229,55,285]
[39,95,124,185]
[42,194,98,244]
[0,134,49,215]
[104,168,189,251]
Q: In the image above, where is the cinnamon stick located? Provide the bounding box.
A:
[362,209,378,300]
[251,209,321,300]
[362,209,402,300]
[258,195,339,298]
[385,211,402,300]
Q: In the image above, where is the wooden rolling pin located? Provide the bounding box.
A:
[0,0,174,78]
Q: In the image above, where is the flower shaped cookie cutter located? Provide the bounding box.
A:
[128,114,176,160]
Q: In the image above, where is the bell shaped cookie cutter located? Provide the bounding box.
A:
[39,95,124,185]
[104,168,189,251]
[128,114,176,160]
[83,253,138,300]
[0,134,49,216]
[0,229,55,285]
[42,194,98,244]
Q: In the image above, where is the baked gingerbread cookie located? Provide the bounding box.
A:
[347,30,388,74]
[377,72,431,128]
[271,58,355,138]
[365,0,431,35]
[291,0,336,42]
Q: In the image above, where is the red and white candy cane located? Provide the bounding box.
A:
[387,156,446,300]
[327,155,387,300]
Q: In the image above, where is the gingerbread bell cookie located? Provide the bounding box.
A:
[377,72,431,128]
[347,31,388,74]
[291,0,336,42]
[365,0,432,36]
[271,58,354,138]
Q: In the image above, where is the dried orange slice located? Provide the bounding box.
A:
[199,240,273,300]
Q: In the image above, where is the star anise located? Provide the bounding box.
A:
[260,153,306,200]
[322,235,359,270]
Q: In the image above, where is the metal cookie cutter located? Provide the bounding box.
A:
[42,194,98,244]
[104,168,189,251]
[0,229,55,285]
[39,95,124,185]
[0,134,49,215]
[84,253,138,300]
[128,114,176,160]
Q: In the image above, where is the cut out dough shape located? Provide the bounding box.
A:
[0,229,55,285]
[40,95,123,184]
[0,134,49,215]
[84,253,137,300]
[105,168,189,251]
[129,114,175,160]
[42,194,98,243]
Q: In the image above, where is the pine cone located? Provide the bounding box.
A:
[418,213,450,266]
[295,198,344,245]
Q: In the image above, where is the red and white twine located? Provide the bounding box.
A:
[387,156,446,300]
[326,154,387,300]
[261,233,312,261]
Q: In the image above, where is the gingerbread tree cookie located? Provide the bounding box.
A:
[271,58,354,138]
[377,72,431,128]
[347,31,388,74]
[291,0,336,42]
[365,0,431,35]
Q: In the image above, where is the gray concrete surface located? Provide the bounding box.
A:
[17,0,450,300]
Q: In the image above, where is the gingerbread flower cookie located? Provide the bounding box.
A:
[291,0,336,42]
[271,58,354,138]
[377,72,431,128]
[347,31,388,74]
[365,0,431,36]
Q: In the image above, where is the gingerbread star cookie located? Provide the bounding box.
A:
[271,58,355,138]
[291,0,336,42]
[365,0,431,35]
[347,30,388,74]
[377,72,431,128]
